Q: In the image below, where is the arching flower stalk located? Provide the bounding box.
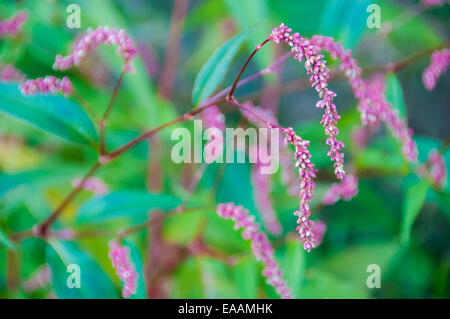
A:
[310,35,418,163]
[269,24,345,180]
[53,26,137,73]
[108,240,138,298]
[278,126,318,252]
[19,76,73,97]
[422,49,450,91]
[422,0,450,7]
[310,35,378,124]
[23,264,51,293]
[0,64,25,82]
[71,177,108,195]
[216,203,292,299]
[322,174,359,205]
[0,10,27,38]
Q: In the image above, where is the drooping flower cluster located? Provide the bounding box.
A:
[108,240,138,298]
[279,126,318,252]
[53,26,138,73]
[422,0,450,7]
[269,24,345,180]
[23,264,51,293]
[419,150,447,189]
[322,174,359,205]
[250,145,282,235]
[0,64,25,82]
[19,76,73,97]
[368,75,418,162]
[216,203,292,298]
[310,35,377,124]
[0,11,27,38]
[71,177,108,195]
[422,49,450,91]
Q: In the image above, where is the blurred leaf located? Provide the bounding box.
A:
[0,83,98,145]
[46,240,118,298]
[386,73,406,117]
[76,191,181,224]
[198,257,237,298]
[192,30,249,105]
[400,181,430,245]
[0,229,15,251]
[232,257,259,298]
[171,257,203,298]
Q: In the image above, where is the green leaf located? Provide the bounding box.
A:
[46,240,118,299]
[232,257,259,298]
[400,181,430,245]
[76,191,181,224]
[0,170,47,198]
[0,229,15,251]
[192,31,249,106]
[0,83,97,145]
[386,73,406,117]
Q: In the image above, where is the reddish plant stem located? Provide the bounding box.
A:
[100,70,125,155]
[227,39,270,99]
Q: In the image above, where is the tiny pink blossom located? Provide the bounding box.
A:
[19,76,73,97]
[53,26,137,73]
[0,11,27,38]
[422,49,450,91]
[217,203,292,299]
[72,177,108,195]
[108,240,138,298]
[269,24,345,180]
[322,174,359,205]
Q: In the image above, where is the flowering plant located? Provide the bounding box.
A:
[0,1,448,299]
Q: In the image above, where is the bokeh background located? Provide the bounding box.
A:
[0,0,449,298]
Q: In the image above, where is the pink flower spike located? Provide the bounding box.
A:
[53,26,137,73]
[71,177,108,195]
[250,145,282,235]
[422,49,450,91]
[269,24,345,180]
[216,203,292,299]
[310,220,327,248]
[0,10,28,38]
[20,76,74,97]
[108,240,138,299]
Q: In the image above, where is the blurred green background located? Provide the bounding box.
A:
[0,0,449,299]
